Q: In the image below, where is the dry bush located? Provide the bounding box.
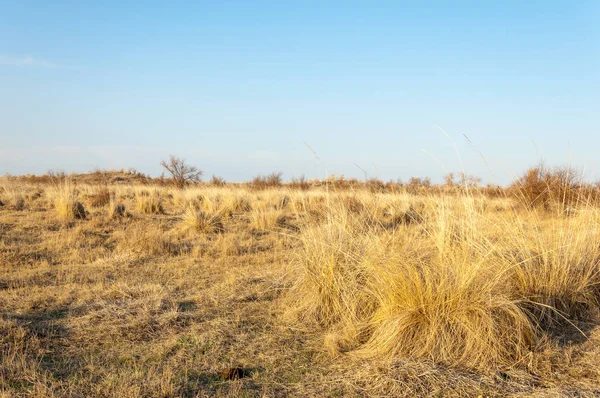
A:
[320,174,362,190]
[210,175,226,187]
[511,164,584,211]
[250,172,283,190]
[45,179,87,220]
[160,155,203,188]
[289,175,311,190]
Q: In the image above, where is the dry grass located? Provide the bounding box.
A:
[45,179,86,220]
[284,191,600,380]
[87,187,111,208]
[249,208,284,232]
[135,188,164,214]
[1,177,600,397]
[108,199,128,219]
[181,205,224,234]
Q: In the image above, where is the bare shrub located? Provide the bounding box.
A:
[511,163,583,210]
[160,155,203,189]
[365,178,385,193]
[210,175,226,187]
[289,175,311,190]
[250,172,283,190]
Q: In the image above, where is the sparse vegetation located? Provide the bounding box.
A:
[1,170,600,396]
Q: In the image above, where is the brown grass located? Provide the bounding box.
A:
[1,177,600,396]
[88,187,111,208]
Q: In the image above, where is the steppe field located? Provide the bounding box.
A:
[1,170,600,397]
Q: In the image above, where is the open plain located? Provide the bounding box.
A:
[1,171,600,397]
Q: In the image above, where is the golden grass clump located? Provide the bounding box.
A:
[360,249,535,371]
[506,211,600,324]
[135,189,164,214]
[249,208,285,232]
[231,196,252,213]
[45,179,87,220]
[285,208,374,329]
[0,185,26,210]
[181,205,224,234]
[284,192,600,373]
[286,196,540,371]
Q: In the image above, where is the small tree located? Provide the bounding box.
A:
[160,155,203,188]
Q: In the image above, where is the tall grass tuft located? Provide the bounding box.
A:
[285,193,597,372]
[181,205,224,234]
[46,179,86,220]
[360,247,535,371]
[249,208,284,232]
[135,189,164,214]
[506,210,600,324]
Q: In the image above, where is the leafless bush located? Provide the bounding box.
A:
[250,172,283,190]
[160,155,203,189]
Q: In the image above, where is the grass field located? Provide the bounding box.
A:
[1,174,600,397]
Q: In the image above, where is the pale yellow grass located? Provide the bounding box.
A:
[1,179,599,397]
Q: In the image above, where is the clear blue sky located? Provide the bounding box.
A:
[1,1,598,184]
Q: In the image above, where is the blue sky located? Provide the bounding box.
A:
[1,1,598,184]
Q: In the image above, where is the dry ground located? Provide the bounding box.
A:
[1,180,599,397]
